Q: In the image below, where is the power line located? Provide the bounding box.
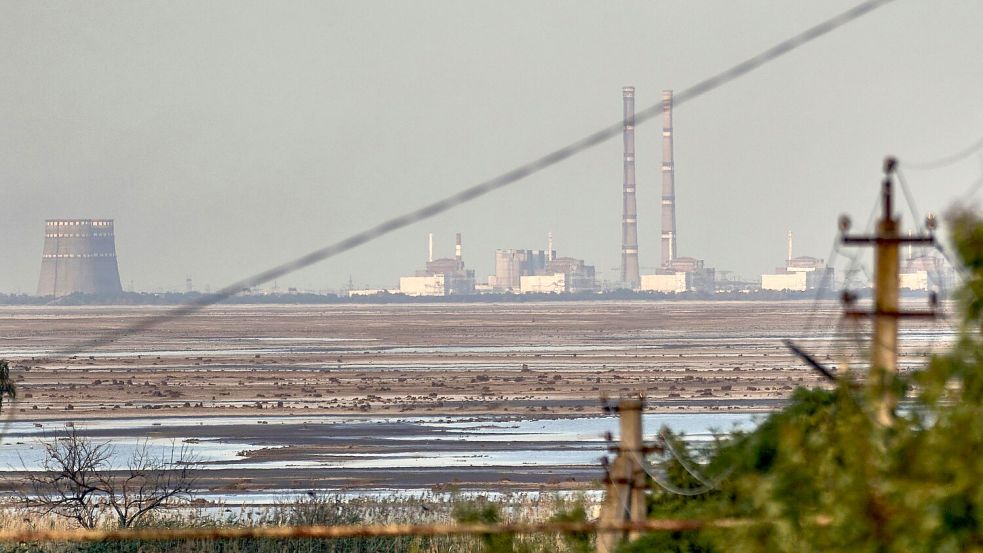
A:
[902,134,983,171]
[894,170,924,232]
[50,0,894,358]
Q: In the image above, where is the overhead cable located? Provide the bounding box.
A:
[903,135,983,171]
[49,0,895,357]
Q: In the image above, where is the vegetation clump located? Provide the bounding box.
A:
[624,211,983,552]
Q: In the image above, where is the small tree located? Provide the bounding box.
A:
[22,426,198,528]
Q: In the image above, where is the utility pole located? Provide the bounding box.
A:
[597,396,649,553]
[839,157,936,425]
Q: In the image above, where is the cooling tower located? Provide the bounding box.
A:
[37,219,123,297]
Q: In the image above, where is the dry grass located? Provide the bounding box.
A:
[0,492,597,553]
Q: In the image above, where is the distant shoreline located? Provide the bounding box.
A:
[0,288,905,306]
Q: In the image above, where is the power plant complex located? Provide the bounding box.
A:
[30,89,852,300]
[361,87,841,298]
[396,232,596,297]
[36,219,123,297]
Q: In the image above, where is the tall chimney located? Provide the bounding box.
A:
[621,87,640,288]
[455,233,462,263]
[428,233,434,263]
[787,230,793,263]
[660,90,677,268]
[547,231,554,262]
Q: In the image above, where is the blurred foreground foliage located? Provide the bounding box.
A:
[623,210,983,552]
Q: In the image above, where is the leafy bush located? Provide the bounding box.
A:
[625,210,983,552]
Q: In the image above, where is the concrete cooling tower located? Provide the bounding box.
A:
[37,219,123,297]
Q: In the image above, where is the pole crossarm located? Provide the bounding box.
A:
[841,236,935,245]
[835,156,942,425]
[843,309,939,319]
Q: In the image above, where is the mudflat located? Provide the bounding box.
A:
[0,300,950,494]
[0,300,946,419]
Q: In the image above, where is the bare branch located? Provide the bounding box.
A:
[19,428,200,529]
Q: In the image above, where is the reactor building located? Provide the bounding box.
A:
[520,254,596,294]
[37,219,123,297]
[491,249,551,292]
[760,231,834,292]
[487,233,596,294]
[399,233,476,296]
[899,237,956,292]
[638,90,715,294]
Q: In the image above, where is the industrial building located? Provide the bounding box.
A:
[640,258,716,294]
[399,233,475,296]
[636,89,716,294]
[543,256,596,293]
[492,233,596,294]
[518,257,597,294]
[491,248,550,292]
[37,219,123,297]
[519,273,566,294]
[900,253,955,292]
[760,232,834,292]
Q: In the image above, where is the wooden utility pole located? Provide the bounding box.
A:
[597,396,647,553]
[840,157,936,425]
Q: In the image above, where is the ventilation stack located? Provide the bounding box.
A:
[37,219,123,297]
[621,87,640,288]
[660,90,677,268]
[455,233,463,268]
[428,233,434,263]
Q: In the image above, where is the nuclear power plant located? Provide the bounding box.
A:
[37,219,123,297]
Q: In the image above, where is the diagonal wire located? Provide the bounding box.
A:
[894,170,924,233]
[42,0,894,358]
[798,239,842,345]
[657,431,732,489]
[631,451,719,496]
[962,174,983,199]
[902,135,983,171]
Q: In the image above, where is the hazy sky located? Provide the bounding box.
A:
[2,1,982,293]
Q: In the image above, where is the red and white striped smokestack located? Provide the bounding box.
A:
[660,90,677,268]
[455,233,462,262]
[621,86,640,288]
